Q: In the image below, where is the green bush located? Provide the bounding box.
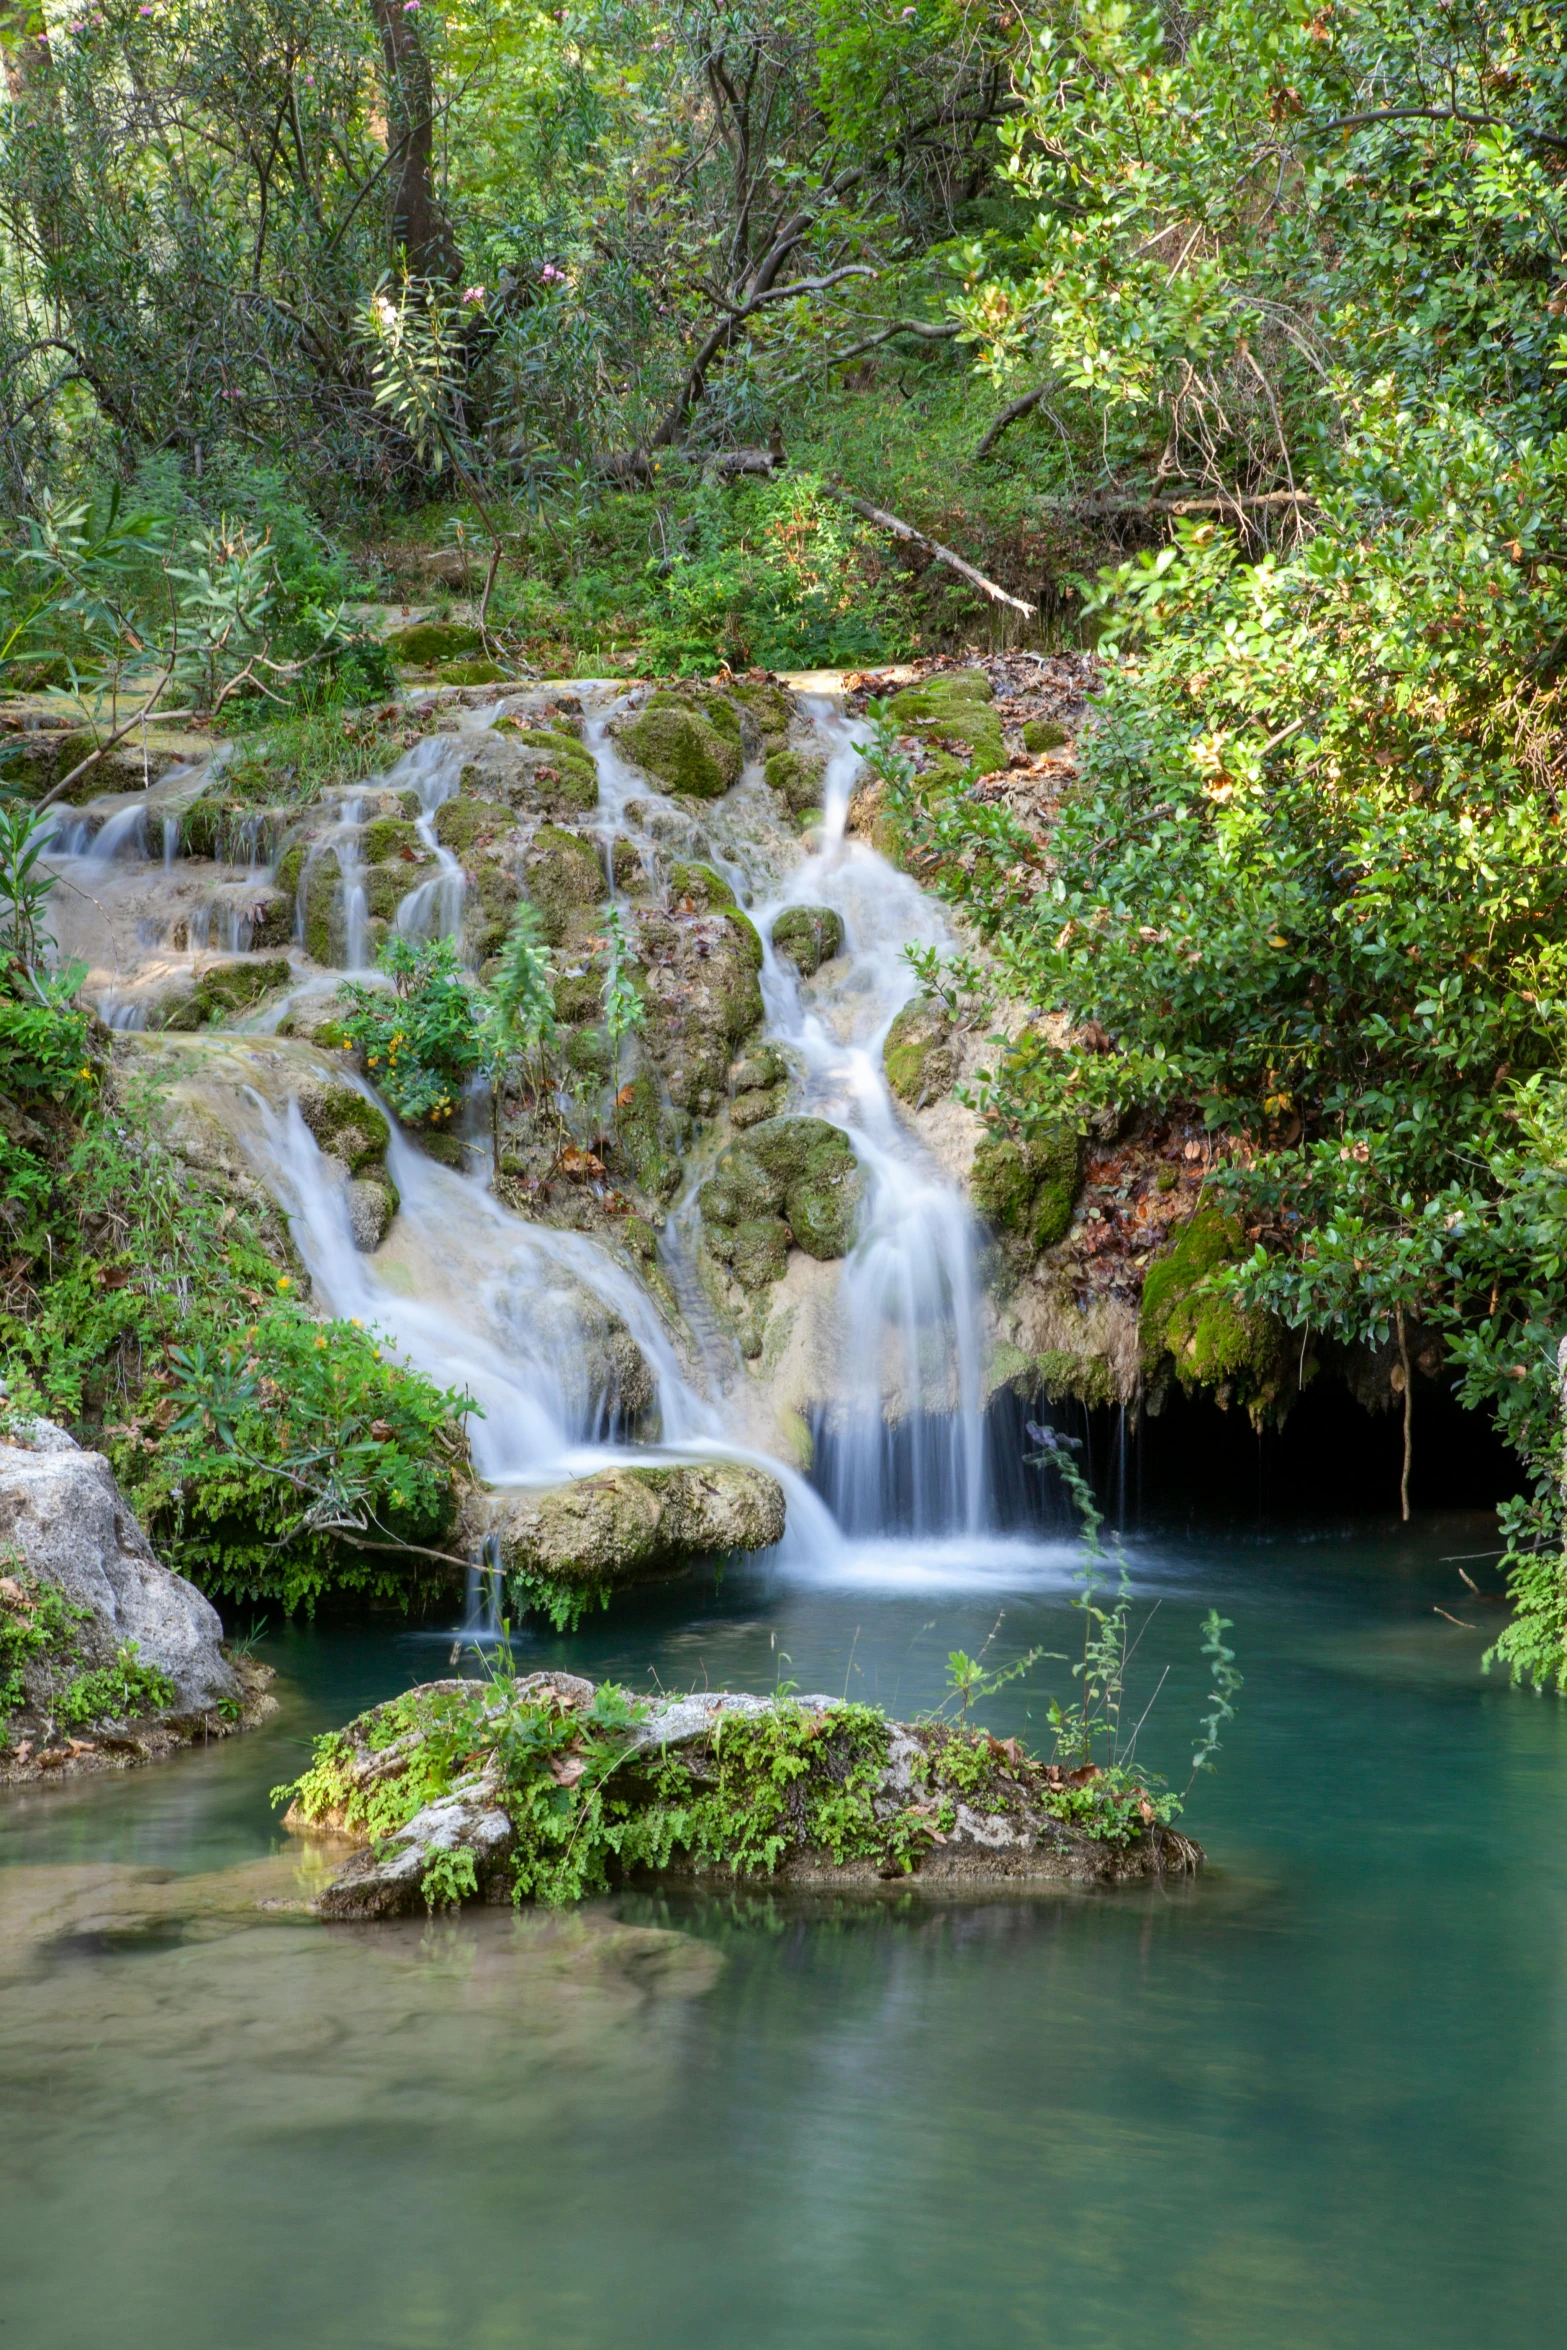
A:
[339,936,490,1125]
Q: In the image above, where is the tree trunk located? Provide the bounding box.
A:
[367,0,461,281]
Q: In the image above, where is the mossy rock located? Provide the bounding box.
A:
[362,864,417,923]
[883,998,958,1107]
[730,1083,787,1129]
[1035,1349,1118,1411]
[889,672,1006,779]
[360,816,426,864]
[618,703,742,798]
[728,678,794,747]
[732,1044,788,1094]
[764,747,826,815]
[771,904,843,977]
[525,825,606,944]
[613,1076,683,1203]
[552,967,603,1024]
[668,859,736,913]
[710,1216,791,1291]
[970,1126,1080,1252]
[156,957,293,1031]
[1140,1206,1290,1419]
[295,1082,392,1176]
[1023,718,1069,753]
[433,797,515,855]
[725,907,764,977]
[703,1115,862,1264]
[507,724,584,756]
[387,620,481,665]
[436,658,507,686]
[566,1024,611,1078]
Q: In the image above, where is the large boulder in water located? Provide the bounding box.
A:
[0,1419,272,1778]
[700,1115,863,1269]
[284,1672,1203,1919]
[481,1460,786,1617]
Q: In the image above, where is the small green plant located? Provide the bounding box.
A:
[56,1644,176,1728]
[340,935,490,1126]
[419,1846,479,1912]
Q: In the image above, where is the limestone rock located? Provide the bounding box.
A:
[295,1079,391,1175]
[883,997,959,1107]
[764,747,826,815]
[701,1116,862,1268]
[345,1177,396,1251]
[485,1459,786,1597]
[771,904,844,977]
[152,957,293,1031]
[0,1424,237,1714]
[617,697,743,798]
[971,1126,1080,1254]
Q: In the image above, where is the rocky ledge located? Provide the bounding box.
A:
[474,1459,787,1627]
[281,1671,1201,1919]
[0,1419,275,1782]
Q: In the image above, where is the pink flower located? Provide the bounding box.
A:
[462,285,486,305]
[540,263,566,284]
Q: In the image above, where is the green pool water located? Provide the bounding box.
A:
[2,1516,1562,2350]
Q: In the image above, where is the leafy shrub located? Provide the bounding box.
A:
[339,936,489,1125]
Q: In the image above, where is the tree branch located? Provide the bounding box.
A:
[823,482,1036,619]
[1316,104,1567,154]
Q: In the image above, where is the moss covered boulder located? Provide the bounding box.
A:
[1023,718,1069,753]
[889,670,1006,780]
[702,1115,862,1269]
[1140,1206,1290,1421]
[636,890,764,1116]
[771,904,844,977]
[295,1080,391,1175]
[970,1127,1080,1253]
[617,697,743,798]
[485,1460,787,1620]
[154,957,294,1030]
[764,747,826,815]
[387,620,482,666]
[883,997,958,1107]
[284,1672,1200,1918]
[524,825,606,944]
[432,796,516,856]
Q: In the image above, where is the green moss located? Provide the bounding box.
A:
[508,725,584,756]
[525,825,606,943]
[618,703,742,797]
[710,1215,791,1289]
[970,1126,1080,1252]
[360,816,425,864]
[882,998,957,1106]
[1140,1206,1289,1419]
[1036,1349,1118,1410]
[763,747,826,814]
[725,909,764,973]
[432,797,515,854]
[889,672,1005,778]
[156,957,294,1030]
[387,620,481,664]
[668,859,736,912]
[297,1085,390,1174]
[770,905,843,976]
[436,658,507,685]
[703,1115,862,1263]
[1023,718,1069,752]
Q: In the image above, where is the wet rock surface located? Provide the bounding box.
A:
[482,1459,786,1597]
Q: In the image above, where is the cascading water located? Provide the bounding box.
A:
[392,733,470,948]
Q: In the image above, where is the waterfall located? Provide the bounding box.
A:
[392,734,468,949]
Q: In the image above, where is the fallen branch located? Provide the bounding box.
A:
[1059,488,1317,518]
[974,384,1050,459]
[34,661,179,814]
[824,482,1037,620]
[770,317,961,394]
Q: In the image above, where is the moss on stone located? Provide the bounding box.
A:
[1036,1349,1118,1411]
[732,1045,788,1094]
[763,747,826,815]
[703,1115,862,1265]
[727,678,793,746]
[883,998,957,1106]
[296,1082,391,1175]
[432,797,515,854]
[618,703,742,797]
[1140,1206,1289,1419]
[730,1083,787,1129]
[668,859,736,912]
[525,825,606,944]
[711,1215,791,1290]
[552,967,603,1024]
[360,816,425,864]
[1023,718,1069,753]
[889,671,1006,778]
[387,620,481,665]
[971,1126,1080,1252]
[771,905,843,976]
[156,957,294,1030]
[436,658,507,685]
[362,865,414,922]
